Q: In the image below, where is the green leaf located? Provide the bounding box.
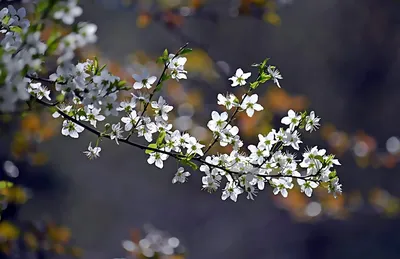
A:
[181,159,198,170]
[259,73,271,83]
[260,58,270,70]
[157,48,169,64]
[329,171,337,179]
[145,143,158,154]
[162,48,169,58]
[77,109,86,117]
[93,57,99,74]
[156,131,166,146]
[179,48,193,55]
[36,0,49,14]
[99,64,107,73]
[117,80,127,88]
[0,181,13,189]
[9,26,22,34]
[250,81,260,90]
[2,16,10,26]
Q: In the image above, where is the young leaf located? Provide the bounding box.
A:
[179,48,193,55]
[181,159,198,170]
[156,131,166,146]
[145,143,158,154]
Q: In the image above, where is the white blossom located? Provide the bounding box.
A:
[151,96,173,121]
[281,109,301,131]
[61,120,84,138]
[82,105,105,128]
[84,142,101,160]
[267,65,282,88]
[241,94,263,117]
[217,93,237,110]
[53,0,83,25]
[305,111,320,132]
[110,123,123,145]
[172,167,190,184]
[147,152,169,169]
[229,68,251,87]
[133,73,157,90]
[121,110,139,131]
[207,111,228,132]
[297,179,319,197]
[221,182,243,202]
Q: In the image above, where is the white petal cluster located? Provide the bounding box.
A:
[0,2,342,203]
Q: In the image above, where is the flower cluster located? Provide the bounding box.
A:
[0,0,342,202]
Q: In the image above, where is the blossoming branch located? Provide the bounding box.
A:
[0,0,342,202]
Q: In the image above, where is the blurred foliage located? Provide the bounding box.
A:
[0,160,81,259]
[99,0,288,27]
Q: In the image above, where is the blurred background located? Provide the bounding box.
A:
[1,0,400,258]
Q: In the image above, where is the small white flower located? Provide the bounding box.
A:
[297,179,319,197]
[241,94,263,117]
[229,68,251,87]
[271,178,293,198]
[248,144,269,165]
[172,167,191,184]
[185,136,205,156]
[168,54,187,81]
[116,98,136,113]
[83,142,101,159]
[281,109,301,131]
[283,129,302,150]
[53,0,83,25]
[267,65,282,88]
[201,175,220,193]
[217,93,237,110]
[305,111,321,132]
[207,111,228,132]
[76,22,97,47]
[137,119,157,142]
[328,177,342,198]
[221,182,243,202]
[61,120,84,138]
[28,82,51,101]
[131,91,150,103]
[121,110,139,131]
[133,74,157,90]
[151,96,173,121]
[110,123,123,145]
[82,105,105,128]
[52,105,72,118]
[257,131,277,151]
[147,152,169,169]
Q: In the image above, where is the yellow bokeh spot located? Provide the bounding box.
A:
[21,113,41,133]
[71,246,84,258]
[185,49,216,80]
[137,14,152,28]
[30,152,49,166]
[0,222,19,241]
[24,232,38,250]
[264,12,281,26]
